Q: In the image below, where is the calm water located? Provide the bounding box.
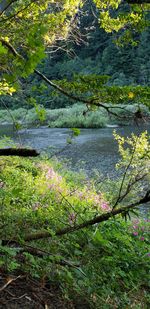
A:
[0,124,149,214]
[1,124,149,175]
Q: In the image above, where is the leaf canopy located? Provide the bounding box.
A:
[0,0,150,105]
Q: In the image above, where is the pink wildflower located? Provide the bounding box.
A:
[140,237,145,241]
[133,225,138,229]
[46,167,56,179]
[101,201,110,211]
[133,232,138,236]
[68,213,76,226]
[48,183,55,190]
[76,190,85,200]
[133,219,140,225]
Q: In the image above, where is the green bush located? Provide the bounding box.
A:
[0,153,149,308]
[0,103,149,128]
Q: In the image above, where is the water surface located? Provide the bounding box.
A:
[0,124,149,214]
[1,124,149,177]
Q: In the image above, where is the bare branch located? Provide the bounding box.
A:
[0,275,22,292]
[117,172,148,205]
[0,0,37,23]
[113,136,139,208]
[0,0,18,17]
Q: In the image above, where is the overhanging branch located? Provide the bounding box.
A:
[0,38,133,118]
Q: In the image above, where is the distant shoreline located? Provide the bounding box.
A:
[0,104,149,128]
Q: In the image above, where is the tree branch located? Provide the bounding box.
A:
[0,39,97,105]
[34,70,133,120]
[0,0,37,23]
[0,39,140,119]
[113,136,138,208]
[0,148,39,157]
[0,0,18,16]
[23,190,150,241]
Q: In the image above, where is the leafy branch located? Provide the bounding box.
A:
[0,0,37,23]
[21,190,150,242]
[0,38,144,119]
[113,136,139,208]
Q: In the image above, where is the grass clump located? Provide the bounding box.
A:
[48,104,108,128]
[0,103,149,128]
[0,104,108,128]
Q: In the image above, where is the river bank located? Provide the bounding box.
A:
[0,155,149,308]
[0,103,149,128]
[1,123,150,215]
[0,123,149,307]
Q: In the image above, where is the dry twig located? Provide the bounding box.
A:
[0,275,21,292]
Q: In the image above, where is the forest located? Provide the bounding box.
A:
[0,1,150,308]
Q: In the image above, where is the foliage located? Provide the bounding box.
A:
[77,218,150,308]
[0,0,150,102]
[0,132,150,307]
[0,0,82,94]
[8,22,149,110]
[0,1,150,306]
[1,103,149,127]
[0,104,107,127]
[113,130,150,206]
[52,74,150,110]
[97,131,150,211]
[2,20,149,110]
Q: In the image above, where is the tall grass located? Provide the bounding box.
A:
[0,103,149,128]
[0,104,109,128]
[48,104,108,128]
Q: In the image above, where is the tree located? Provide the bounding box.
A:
[0,0,149,97]
[0,0,150,153]
[0,4,150,301]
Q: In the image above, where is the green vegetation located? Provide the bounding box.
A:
[0,104,108,127]
[48,104,108,128]
[0,1,150,112]
[0,1,150,307]
[0,132,150,307]
[0,103,149,128]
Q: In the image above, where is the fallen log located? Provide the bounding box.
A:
[0,148,39,157]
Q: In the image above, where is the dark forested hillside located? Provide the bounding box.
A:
[0,2,150,110]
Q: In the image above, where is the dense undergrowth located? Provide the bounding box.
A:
[0,103,149,128]
[0,143,150,308]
